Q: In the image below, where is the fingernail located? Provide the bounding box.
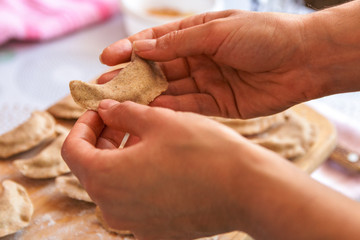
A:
[99,53,104,64]
[133,39,156,52]
[99,99,119,109]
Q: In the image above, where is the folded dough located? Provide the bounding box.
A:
[47,95,86,119]
[210,111,288,136]
[55,174,92,203]
[249,111,315,159]
[70,55,168,110]
[211,110,315,160]
[0,180,33,237]
[0,111,56,158]
[13,134,70,179]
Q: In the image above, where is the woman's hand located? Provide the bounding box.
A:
[98,10,322,119]
[62,99,260,239]
[62,99,360,240]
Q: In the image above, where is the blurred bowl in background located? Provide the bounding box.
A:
[120,0,224,36]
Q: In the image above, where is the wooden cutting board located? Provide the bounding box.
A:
[0,103,336,240]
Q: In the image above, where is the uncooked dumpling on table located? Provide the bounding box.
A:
[55,174,93,203]
[0,111,56,158]
[13,133,70,179]
[0,180,33,237]
[47,94,86,119]
[249,111,315,159]
[210,111,288,136]
[211,110,315,160]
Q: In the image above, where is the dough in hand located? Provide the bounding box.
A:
[0,111,56,158]
[0,180,33,237]
[69,55,168,110]
[55,174,92,203]
[13,134,70,179]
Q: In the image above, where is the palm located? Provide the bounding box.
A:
[153,54,303,119]
[99,10,311,119]
[149,12,309,119]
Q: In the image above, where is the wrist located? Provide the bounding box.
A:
[301,1,360,98]
[229,142,360,239]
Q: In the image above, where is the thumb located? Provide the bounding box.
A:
[133,23,219,61]
[98,100,154,137]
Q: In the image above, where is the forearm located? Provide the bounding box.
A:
[230,144,360,239]
[303,0,360,98]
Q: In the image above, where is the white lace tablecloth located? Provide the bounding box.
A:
[0,0,359,201]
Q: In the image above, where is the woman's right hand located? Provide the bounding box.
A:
[98,10,321,118]
[99,3,360,118]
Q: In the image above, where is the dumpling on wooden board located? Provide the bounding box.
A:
[248,111,315,159]
[0,180,33,237]
[0,111,56,159]
[13,133,70,179]
[211,110,315,160]
[55,174,92,203]
[47,94,86,120]
[210,111,288,136]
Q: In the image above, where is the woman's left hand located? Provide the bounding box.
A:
[62,99,263,239]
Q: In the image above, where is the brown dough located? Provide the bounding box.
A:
[211,110,315,159]
[55,174,93,203]
[69,55,168,110]
[210,111,288,136]
[0,180,33,237]
[13,134,70,179]
[47,94,86,119]
[249,111,316,159]
[0,111,56,158]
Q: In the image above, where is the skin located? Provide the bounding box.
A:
[99,3,360,119]
[63,1,360,239]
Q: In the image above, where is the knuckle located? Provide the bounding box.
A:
[206,20,222,33]
[201,11,212,23]
[142,105,159,119]
[161,30,184,49]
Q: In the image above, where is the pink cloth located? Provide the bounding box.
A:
[0,0,120,45]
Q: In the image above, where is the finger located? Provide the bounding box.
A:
[96,128,140,149]
[100,10,235,66]
[67,110,104,146]
[133,23,217,62]
[165,77,199,95]
[150,94,221,116]
[100,30,155,66]
[97,100,157,137]
[100,38,133,66]
[62,111,104,176]
[133,11,237,62]
[96,69,121,84]
[131,10,236,40]
[99,58,189,84]
[124,135,140,147]
[160,58,190,81]
[96,126,128,149]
